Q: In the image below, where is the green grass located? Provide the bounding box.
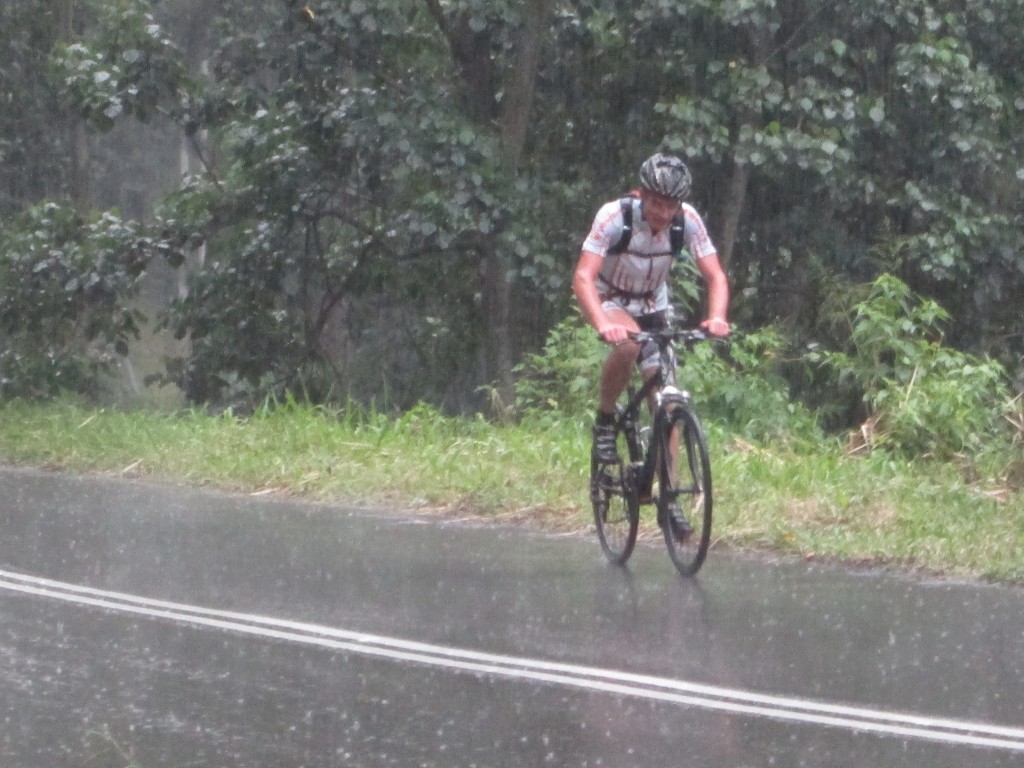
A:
[0,398,1021,583]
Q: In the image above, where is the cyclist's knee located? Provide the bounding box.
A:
[638,343,660,369]
[608,339,641,365]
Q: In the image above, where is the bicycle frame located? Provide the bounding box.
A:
[614,330,698,500]
[590,323,716,575]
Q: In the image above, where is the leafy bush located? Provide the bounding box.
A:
[810,274,1014,458]
[678,326,821,443]
[49,0,187,131]
[0,202,170,398]
[514,312,819,442]
[513,312,606,420]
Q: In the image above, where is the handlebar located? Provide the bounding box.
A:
[630,327,716,346]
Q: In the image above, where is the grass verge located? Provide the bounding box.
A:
[0,398,1020,584]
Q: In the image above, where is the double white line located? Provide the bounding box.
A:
[2,568,1023,753]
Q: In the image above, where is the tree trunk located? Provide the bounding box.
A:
[717,156,749,270]
[424,1,552,408]
[59,0,90,212]
[481,246,514,412]
[482,0,552,406]
[499,0,549,165]
[716,21,774,270]
[423,0,498,120]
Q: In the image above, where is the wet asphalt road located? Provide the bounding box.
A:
[0,465,1022,767]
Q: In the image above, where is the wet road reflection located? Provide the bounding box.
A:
[0,466,1022,766]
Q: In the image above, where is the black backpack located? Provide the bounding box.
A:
[607,196,688,258]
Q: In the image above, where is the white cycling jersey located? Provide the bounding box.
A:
[582,197,718,316]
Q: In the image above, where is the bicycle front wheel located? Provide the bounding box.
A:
[591,456,639,565]
[657,407,713,576]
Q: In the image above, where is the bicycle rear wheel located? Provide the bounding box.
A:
[591,456,639,565]
[657,407,713,576]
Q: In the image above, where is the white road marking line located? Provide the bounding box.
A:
[2,568,1022,752]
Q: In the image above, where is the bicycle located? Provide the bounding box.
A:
[590,325,715,576]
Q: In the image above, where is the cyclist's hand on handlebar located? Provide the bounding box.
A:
[700,317,731,338]
[597,322,634,344]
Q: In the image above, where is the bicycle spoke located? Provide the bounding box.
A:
[591,456,639,565]
[658,409,713,576]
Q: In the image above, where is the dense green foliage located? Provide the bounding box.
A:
[0,202,174,397]
[512,314,608,420]
[811,275,1015,459]
[0,2,72,213]
[514,313,821,444]
[153,0,525,406]
[51,0,190,132]
[514,274,1017,465]
[1,0,1022,460]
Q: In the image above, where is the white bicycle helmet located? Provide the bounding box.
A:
[639,153,692,201]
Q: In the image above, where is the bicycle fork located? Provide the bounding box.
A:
[629,390,691,500]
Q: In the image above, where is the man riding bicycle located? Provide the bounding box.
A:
[572,152,731,535]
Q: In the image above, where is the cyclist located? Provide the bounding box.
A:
[572,152,731,532]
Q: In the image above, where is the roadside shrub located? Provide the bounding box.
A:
[809,274,1014,458]
[513,312,606,420]
[0,202,168,398]
[514,312,819,443]
[679,326,821,443]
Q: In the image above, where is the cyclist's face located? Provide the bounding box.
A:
[640,190,681,233]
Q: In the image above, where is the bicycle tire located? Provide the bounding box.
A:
[590,455,639,565]
[657,406,713,576]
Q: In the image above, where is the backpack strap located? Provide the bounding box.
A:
[669,214,686,259]
[608,196,687,259]
[607,197,633,255]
